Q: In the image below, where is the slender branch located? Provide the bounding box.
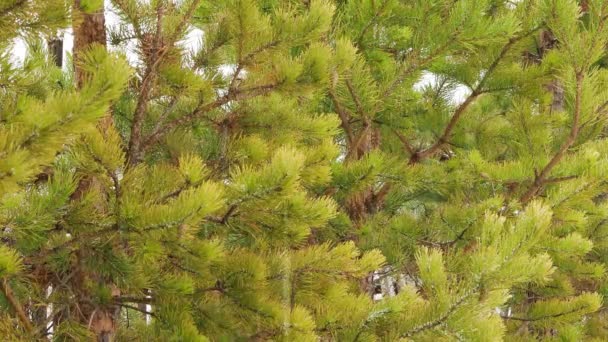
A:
[115,296,154,304]
[381,41,452,100]
[141,84,278,151]
[344,79,373,159]
[412,28,539,164]
[126,0,202,166]
[329,86,355,145]
[116,303,157,318]
[346,79,366,116]
[411,91,479,163]
[392,129,415,155]
[520,72,584,203]
[400,287,478,338]
[126,3,166,165]
[206,204,237,224]
[500,305,592,322]
[417,225,470,249]
[355,0,391,48]
[543,175,577,184]
[148,96,179,139]
[1,278,34,333]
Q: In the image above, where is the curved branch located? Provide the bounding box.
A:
[410,27,541,164]
[520,72,584,203]
[1,278,34,333]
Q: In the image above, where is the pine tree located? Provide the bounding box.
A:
[326,0,608,340]
[3,0,383,340]
[2,0,608,341]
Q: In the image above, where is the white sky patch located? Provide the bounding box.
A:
[414,71,470,105]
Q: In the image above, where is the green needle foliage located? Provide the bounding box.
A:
[1,0,608,341]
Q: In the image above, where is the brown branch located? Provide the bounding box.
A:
[520,72,584,203]
[126,58,162,166]
[412,29,538,164]
[206,204,237,224]
[346,79,366,116]
[344,79,373,159]
[417,225,471,250]
[148,96,179,140]
[500,304,592,322]
[114,296,154,304]
[328,85,355,145]
[411,91,480,163]
[116,303,157,318]
[140,84,278,152]
[1,278,34,333]
[543,175,577,184]
[126,0,202,166]
[401,287,477,338]
[392,129,415,156]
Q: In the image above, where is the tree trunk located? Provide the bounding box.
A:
[48,38,63,67]
[72,0,107,87]
[71,2,118,341]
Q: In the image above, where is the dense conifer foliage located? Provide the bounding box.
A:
[1,0,608,340]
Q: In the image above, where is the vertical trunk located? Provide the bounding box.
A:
[72,0,107,87]
[71,2,117,341]
[48,38,63,67]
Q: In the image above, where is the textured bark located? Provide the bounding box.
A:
[71,2,118,341]
[72,0,107,87]
[345,127,383,222]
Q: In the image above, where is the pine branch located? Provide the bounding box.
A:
[400,286,478,338]
[1,278,34,333]
[140,83,279,151]
[126,53,162,166]
[115,296,154,304]
[346,79,365,117]
[148,96,179,140]
[500,304,592,322]
[345,79,372,159]
[410,27,540,164]
[116,303,157,318]
[355,0,391,49]
[392,129,415,156]
[126,0,203,165]
[329,81,355,145]
[0,0,27,18]
[381,41,452,100]
[520,72,584,203]
[417,224,471,250]
[206,204,237,224]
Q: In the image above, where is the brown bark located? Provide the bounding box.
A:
[1,278,34,334]
[48,38,63,67]
[72,0,107,87]
[71,2,119,341]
